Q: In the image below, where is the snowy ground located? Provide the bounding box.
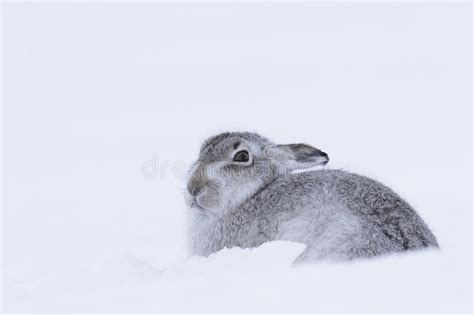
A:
[2,241,467,313]
[1,2,472,313]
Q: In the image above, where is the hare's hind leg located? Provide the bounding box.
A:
[292,230,401,264]
[292,246,324,264]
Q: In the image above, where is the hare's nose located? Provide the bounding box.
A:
[187,184,203,197]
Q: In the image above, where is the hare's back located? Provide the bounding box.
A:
[277,170,439,249]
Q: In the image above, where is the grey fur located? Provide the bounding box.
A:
[185,132,438,263]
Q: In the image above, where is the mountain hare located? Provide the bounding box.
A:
[184,132,438,262]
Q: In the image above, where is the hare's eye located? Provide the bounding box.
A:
[233,150,249,163]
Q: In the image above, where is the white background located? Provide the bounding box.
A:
[1,2,472,313]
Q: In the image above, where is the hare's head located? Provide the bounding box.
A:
[185,132,328,216]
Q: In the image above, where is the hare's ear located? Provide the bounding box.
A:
[269,143,329,173]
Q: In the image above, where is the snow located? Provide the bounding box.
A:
[1,2,472,313]
[0,240,454,312]
[2,240,468,313]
